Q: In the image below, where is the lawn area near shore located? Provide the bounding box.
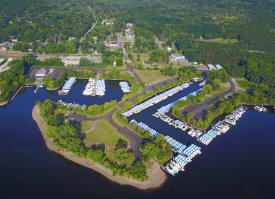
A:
[83,119,129,148]
[83,119,133,166]
[134,69,174,83]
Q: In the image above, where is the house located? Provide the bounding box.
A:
[11,39,18,43]
[207,64,215,70]
[0,42,9,51]
[68,37,76,41]
[102,19,114,25]
[215,64,222,70]
[35,68,48,79]
[126,23,133,27]
[170,53,185,62]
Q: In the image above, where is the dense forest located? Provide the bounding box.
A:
[0,0,94,43]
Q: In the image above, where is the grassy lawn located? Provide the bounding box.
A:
[198,38,238,44]
[134,69,174,84]
[83,119,133,166]
[83,119,129,149]
[81,121,94,133]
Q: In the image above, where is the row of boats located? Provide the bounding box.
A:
[164,144,202,176]
[58,77,76,95]
[254,105,267,112]
[130,120,160,137]
[198,106,247,145]
[119,81,131,93]
[82,78,106,96]
[129,118,202,176]
[122,82,191,117]
[153,112,203,137]
[57,100,87,111]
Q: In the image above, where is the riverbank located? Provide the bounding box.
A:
[32,105,167,190]
[0,85,34,107]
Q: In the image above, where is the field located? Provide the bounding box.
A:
[83,119,129,148]
[134,69,174,84]
[83,119,133,166]
[198,38,238,44]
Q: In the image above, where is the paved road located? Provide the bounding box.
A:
[78,6,97,54]
[68,77,179,157]
[184,79,236,119]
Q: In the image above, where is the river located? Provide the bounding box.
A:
[0,80,274,199]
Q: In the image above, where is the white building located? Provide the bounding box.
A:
[170,53,185,62]
[60,56,81,66]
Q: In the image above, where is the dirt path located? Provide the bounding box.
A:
[78,6,97,54]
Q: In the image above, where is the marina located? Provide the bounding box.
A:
[122,82,192,117]
[58,77,76,95]
[119,81,131,93]
[82,78,106,96]
[0,84,274,198]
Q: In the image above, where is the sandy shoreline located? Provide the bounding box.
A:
[32,105,167,190]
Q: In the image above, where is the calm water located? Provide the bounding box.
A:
[0,81,275,199]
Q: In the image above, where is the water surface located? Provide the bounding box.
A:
[0,81,274,199]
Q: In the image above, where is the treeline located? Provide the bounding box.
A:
[172,83,275,130]
[43,69,96,89]
[0,54,35,102]
[0,0,94,43]
[37,99,148,180]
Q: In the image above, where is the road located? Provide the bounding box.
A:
[68,77,179,157]
[184,79,236,120]
[78,6,97,54]
[122,47,142,83]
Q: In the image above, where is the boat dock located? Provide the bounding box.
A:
[164,144,202,176]
[58,77,76,95]
[82,79,106,96]
[198,106,247,145]
[122,83,191,117]
[119,81,131,93]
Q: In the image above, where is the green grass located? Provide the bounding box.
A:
[134,69,174,83]
[81,121,94,133]
[84,119,129,149]
[236,78,251,89]
[198,38,238,44]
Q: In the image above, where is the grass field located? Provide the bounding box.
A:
[134,69,174,84]
[198,38,238,44]
[83,119,129,149]
[83,119,133,166]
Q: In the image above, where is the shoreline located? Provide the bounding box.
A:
[32,105,167,190]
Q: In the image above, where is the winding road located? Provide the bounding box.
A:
[68,77,179,158]
[78,6,97,54]
[184,79,237,120]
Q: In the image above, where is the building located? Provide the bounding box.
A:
[68,37,76,41]
[35,68,48,79]
[86,55,101,63]
[0,58,5,64]
[60,56,81,66]
[207,64,215,70]
[102,19,114,25]
[105,41,119,47]
[126,23,133,27]
[0,42,9,52]
[170,53,185,62]
[215,64,222,70]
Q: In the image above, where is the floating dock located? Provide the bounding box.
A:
[58,77,76,95]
